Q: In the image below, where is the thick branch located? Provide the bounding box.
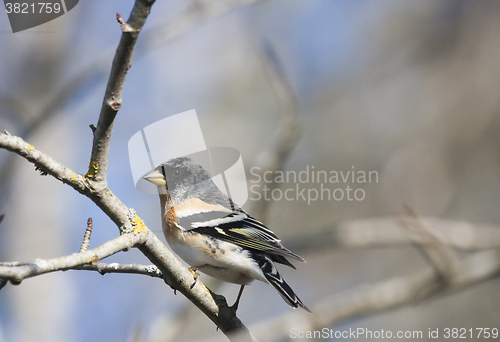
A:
[0,132,87,193]
[139,231,256,341]
[0,133,133,232]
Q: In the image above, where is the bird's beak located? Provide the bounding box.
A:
[143,170,166,186]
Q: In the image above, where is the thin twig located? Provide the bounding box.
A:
[80,217,93,252]
[0,233,144,285]
[75,262,163,278]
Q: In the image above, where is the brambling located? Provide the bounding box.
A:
[143,157,311,314]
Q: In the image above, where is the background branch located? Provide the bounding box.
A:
[143,0,266,49]
[246,249,500,341]
[251,40,301,221]
[399,209,459,282]
[287,218,500,254]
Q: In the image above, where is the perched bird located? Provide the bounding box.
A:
[143,157,311,314]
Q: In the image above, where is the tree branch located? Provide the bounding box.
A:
[0,0,257,339]
[80,217,94,252]
[0,132,133,232]
[75,262,163,278]
[0,233,144,284]
[0,132,87,193]
[88,0,155,185]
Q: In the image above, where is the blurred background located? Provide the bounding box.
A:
[1,0,500,341]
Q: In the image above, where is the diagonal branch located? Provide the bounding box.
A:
[0,132,132,231]
[0,131,87,193]
[88,0,156,185]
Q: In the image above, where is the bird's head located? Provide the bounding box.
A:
[143,157,213,204]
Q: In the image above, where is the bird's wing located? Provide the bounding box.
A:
[186,212,305,262]
[174,189,305,262]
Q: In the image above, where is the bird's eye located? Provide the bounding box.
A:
[173,169,182,177]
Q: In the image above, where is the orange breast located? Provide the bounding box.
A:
[159,193,182,241]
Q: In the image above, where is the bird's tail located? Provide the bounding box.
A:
[258,256,312,313]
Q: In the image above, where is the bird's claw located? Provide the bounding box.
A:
[188,266,199,280]
[188,266,200,288]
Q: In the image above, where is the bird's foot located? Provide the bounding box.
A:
[188,266,200,289]
[189,265,210,288]
[188,266,200,280]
